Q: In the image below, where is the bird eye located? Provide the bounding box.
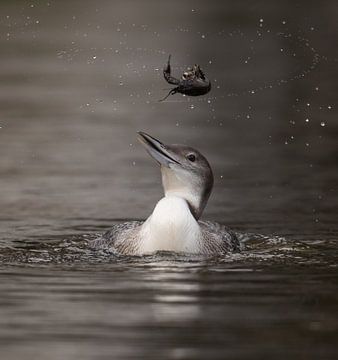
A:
[187,154,196,162]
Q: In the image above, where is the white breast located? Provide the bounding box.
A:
[138,196,202,254]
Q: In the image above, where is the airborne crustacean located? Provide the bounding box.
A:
[160,55,211,101]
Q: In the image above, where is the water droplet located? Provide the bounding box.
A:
[201,34,206,39]
[190,104,195,109]
[259,18,264,23]
[328,105,332,109]
[320,122,326,127]
[305,118,310,123]
[93,56,97,59]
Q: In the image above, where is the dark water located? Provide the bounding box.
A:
[0,1,337,359]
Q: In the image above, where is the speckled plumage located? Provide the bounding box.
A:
[92,220,240,255]
[92,221,144,254]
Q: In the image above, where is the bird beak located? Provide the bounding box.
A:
[137,132,180,167]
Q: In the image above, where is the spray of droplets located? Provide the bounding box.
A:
[56,22,322,105]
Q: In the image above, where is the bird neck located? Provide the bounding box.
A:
[160,167,208,220]
[164,189,203,220]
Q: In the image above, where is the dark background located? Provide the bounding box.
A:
[0,2,337,359]
[0,1,337,240]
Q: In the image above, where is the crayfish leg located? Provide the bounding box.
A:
[158,88,178,102]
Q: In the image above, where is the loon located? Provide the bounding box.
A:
[92,132,239,255]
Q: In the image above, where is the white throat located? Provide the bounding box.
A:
[161,166,203,219]
[139,196,202,254]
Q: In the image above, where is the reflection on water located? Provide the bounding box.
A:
[0,250,337,360]
[1,231,337,360]
[0,0,337,359]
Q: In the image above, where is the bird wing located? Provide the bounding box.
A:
[91,221,144,250]
[198,220,240,253]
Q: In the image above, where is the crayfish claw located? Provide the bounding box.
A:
[163,55,180,85]
[164,55,171,74]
